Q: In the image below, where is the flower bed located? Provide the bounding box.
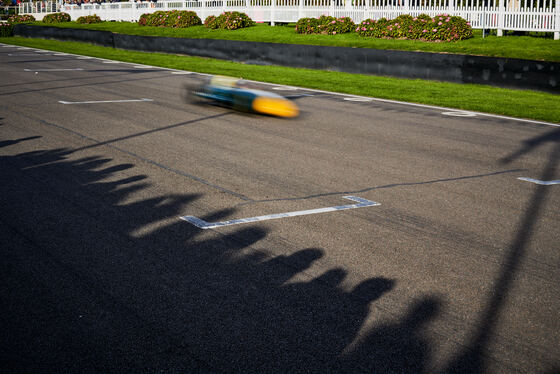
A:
[138,10,201,28]
[7,14,36,24]
[296,15,355,35]
[356,14,473,42]
[42,12,71,24]
[0,23,14,37]
[204,12,255,30]
[76,14,102,24]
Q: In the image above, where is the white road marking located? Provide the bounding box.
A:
[77,56,93,59]
[272,86,298,90]
[133,65,154,69]
[59,98,153,104]
[5,43,558,128]
[442,111,477,117]
[171,71,193,74]
[517,177,560,185]
[344,97,374,102]
[102,61,121,64]
[24,68,84,72]
[53,53,69,56]
[181,196,380,229]
[8,53,41,56]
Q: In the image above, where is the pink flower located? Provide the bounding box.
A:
[362,27,366,30]
[438,22,442,25]
[423,29,427,32]
[332,31,336,34]
[331,20,336,24]
[433,28,437,32]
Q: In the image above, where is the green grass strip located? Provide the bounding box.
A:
[1,36,558,123]
[32,22,560,62]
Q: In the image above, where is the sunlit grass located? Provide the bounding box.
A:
[1,36,558,123]
[31,21,560,62]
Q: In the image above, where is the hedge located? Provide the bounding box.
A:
[76,14,102,24]
[42,12,71,24]
[7,14,35,24]
[296,15,355,35]
[138,10,201,28]
[204,11,255,30]
[356,14,473,41]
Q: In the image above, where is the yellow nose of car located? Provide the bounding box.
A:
[251,97,300,118]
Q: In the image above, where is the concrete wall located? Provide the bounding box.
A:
[14,24,560,93]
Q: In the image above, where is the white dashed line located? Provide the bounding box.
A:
[59,98,153,104]
[24,68,84,71]
[442,111,477,117]
[344,97,374,102]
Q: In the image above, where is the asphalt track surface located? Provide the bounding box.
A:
[1,43,559,373]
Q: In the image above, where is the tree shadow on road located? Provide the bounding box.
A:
[442,128,560,374]
[0,142,442,373]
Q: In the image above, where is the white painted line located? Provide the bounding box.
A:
[272,86,298,91]
[442,111,477,117]
[8,44,557,128]
[171,71,193,74]
[77,56,93,59]
[102,61,121,64]
[24,68,84,72]
[59,98,153,104]
[181,196,380,229]
[53,53,69,56]
[344,97,374,102]
[518,177,560,185]
[8,53,41,56]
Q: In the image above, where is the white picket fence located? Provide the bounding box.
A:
[19,0,560,39]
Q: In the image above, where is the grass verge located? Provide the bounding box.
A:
[31,21,560,62]
[1,36,558,123]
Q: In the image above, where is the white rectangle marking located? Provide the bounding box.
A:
[25,68,84,72]
[181,196,380,229]
[59,98,153,104]
[171,71,193,74]
[518,177,560,185]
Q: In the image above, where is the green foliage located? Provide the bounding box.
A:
[204,15,218,29]
[138,13,150,26]
[76,14,102,24]
[138,10,202,28]
[356,14,473,42]
[296,15,356,35]
[0,23,13,37]
[204,12,255,30]
[7,14,36,24]
[42,12,71,24]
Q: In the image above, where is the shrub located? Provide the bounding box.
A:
[138,13,150,26]
[296,15,355,35]
[7,14,35,24]
[138,10,201,28]
[294,17,319,34]
[356,13,473,42]
[204,11,255,30]
[42,12,71,24]
[76,14,102,24]
[204,15,219,29]
[0,23,13,37]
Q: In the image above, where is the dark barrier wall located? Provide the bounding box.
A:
[14,25,559,93]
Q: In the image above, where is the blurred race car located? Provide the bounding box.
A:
[189,76,299,118]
